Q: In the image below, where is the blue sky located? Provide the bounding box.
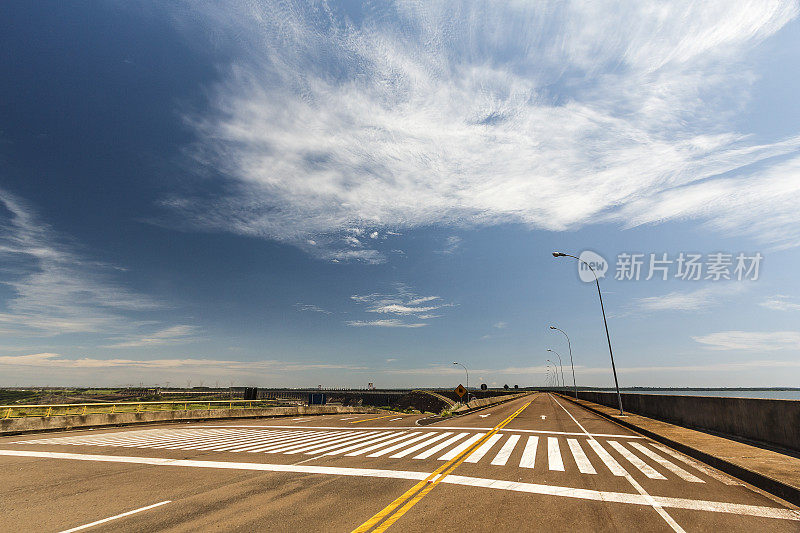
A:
[2,1,800,388]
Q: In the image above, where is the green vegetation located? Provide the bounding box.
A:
[0,389,38,404]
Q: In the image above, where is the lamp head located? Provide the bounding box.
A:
[552,251,564,257]
[546,349,552,352]
[452,361,458,365]
[549,326,556,330]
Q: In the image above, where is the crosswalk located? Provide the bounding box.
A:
[14,427,723,484]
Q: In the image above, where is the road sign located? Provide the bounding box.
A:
[455,384,467,398]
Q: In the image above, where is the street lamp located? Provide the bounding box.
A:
[453,361,469,402]
[552,252,623,415]
[546,359,560,388]
[550,326,578,398]
[546,349,566,390]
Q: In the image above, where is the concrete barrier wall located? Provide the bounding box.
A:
[575,391,800,452]
[0,405,382,436]
[454,393,527,412]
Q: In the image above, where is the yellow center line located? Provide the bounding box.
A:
[350,414,405,424]
[351,397,532,532]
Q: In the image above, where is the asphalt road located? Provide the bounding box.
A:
[2,393,799,532]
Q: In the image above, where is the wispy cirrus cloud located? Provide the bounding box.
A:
[346,319,427,328]
[760,294,800,311]
[294,303,332,315]
[164,1,800,260]
[348,284,454,327]
[0,190,200,351]
[634,284,745,312]
[103,325,201,349]
[0,190,164,336]
[692,330,800,351]
[435,236,462,255]
[0,352,366,371]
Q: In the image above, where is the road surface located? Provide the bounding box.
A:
[2,393,798,531]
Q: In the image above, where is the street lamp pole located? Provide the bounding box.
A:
[547,349,566,389]
[547,348,567,388]
[546,359,559,388]
[550,326,578,398]
[453,361,469,402]
[552,252,623,415]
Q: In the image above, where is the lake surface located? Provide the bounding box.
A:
[589,389,800,400]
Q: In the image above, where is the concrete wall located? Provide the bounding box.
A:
[0,405,382,436]
[454,393,528,412]
[576,391,800,452]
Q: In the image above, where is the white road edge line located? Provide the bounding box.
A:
[3,450,796,522]
[58,500,171,533]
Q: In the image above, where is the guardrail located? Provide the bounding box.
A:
[0,400,286,419]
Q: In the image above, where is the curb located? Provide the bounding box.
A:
[558,393,800,507]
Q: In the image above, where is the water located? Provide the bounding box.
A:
[589,389,800,401]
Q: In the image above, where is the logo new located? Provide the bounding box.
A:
[578,250,608,283]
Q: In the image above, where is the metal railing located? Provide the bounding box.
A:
[0,400,284,419]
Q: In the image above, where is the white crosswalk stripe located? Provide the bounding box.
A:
[249,432,335,453]
[547,437,564,471]
[519,436,538,469]
[389,432,452,459]
[12,428,726,485]
[224,432,314,452]
[465,434,502,463]
[179,432,286,451]
[413,433,469,459]
[567,438,596,474]
[187,435,298,451]
[212,431,308,452]
[290,432,385,454]
[345,432,421,457]
[268,431,370,454]
[608,441,666,479]
[321,432,410,456]
[438,433,486,461]
[629,442,703,483]
[490,434,519,466]
[367,433,434,457]
[649,443,739,485]
[280,432,381,454]
[587,439,627,476]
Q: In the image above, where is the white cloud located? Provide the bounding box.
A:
[0,190,170,337]
[327,249,385,264]
[0,352,366,371]
[760,295,800,311]
[346,319,427,328]
[634,285,744,312]
[103,325,200,348]
[369,304,441,315]
[166,1,800,259]
[435,236,462,255]
[493,321,507,329]
[294,303,332,315]
[348,284,453,327]
[692,330,800,351]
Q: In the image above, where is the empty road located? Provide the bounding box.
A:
[2,393,798,531]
